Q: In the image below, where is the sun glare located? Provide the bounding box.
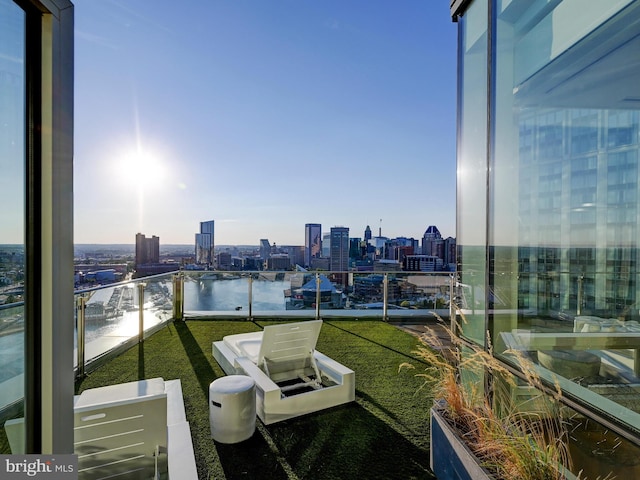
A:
[118,147,167,189]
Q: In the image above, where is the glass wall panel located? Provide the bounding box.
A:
[490,0,640,440]
[456,0,488,344]
[0,0,25,453]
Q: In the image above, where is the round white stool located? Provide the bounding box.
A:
[209,375,256,443]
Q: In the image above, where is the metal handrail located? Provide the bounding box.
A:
[0,270,455,406]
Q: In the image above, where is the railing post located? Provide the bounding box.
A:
[452,274,463,336]
[315,273,321,320]
[138,283,146,342]
[577,274,584,316]
[449,274,456,333]
[382,273,388,321]
[248,274,253,320]
[173,273,184,321]
[76,295,86,377]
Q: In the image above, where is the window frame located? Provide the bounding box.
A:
[13,0,74,454]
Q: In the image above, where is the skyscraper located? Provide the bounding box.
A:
[200,220,214,237]
[259,239,271,260]
[195,220,214,266]
[422,225,443,258]
[322,233,331,258]
[329,227,349,272]
[364,225,372,243]
[135,233,160,266]
[304,223,322,267]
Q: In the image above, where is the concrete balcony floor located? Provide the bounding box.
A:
[74,319,438,479]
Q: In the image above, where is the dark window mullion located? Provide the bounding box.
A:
[22,0,42,454]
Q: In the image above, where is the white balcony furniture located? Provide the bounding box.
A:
[209,375,256,443]
[212,320,355,425]
[3,417,24,455]
[4,378,197,478]
[73,377,197,480]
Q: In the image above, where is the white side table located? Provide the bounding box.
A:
[209,375,256,443]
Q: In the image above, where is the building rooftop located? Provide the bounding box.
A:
[70,319,436,479]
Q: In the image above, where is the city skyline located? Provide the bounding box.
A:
[71,1,457,246]
[74,221,451,250]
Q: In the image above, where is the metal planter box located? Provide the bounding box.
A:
[430,406,494,480]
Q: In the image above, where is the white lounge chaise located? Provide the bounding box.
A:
[212,320,355,425]
[4,379,197,479]
[73,377,197,480]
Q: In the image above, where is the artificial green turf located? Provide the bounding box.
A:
[74,320,437,480]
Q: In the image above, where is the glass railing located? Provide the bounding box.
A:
[74,272,177,376]
[181,270,454,321]
[0,269,453,416]
[0,301,24,419]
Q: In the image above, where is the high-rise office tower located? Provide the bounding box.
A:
[349,238,362,261]
[200,220,214,236]
[364,225,372,243]
[259,239,271,260]
[195,233,212,265]
[329,226,350,272]
[422,225,444,258]
[195,220,214,266]
[304,223,322,267]
[322,233,331,258]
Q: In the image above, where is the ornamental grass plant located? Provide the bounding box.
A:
[401,313,574,480]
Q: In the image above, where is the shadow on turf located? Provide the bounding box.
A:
[215,402,435,480]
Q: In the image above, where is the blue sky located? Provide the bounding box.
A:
[73,0,457,245]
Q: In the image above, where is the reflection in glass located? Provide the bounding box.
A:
[456,0,488,345]
[490,0,640,444]
[0,0,26,454]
